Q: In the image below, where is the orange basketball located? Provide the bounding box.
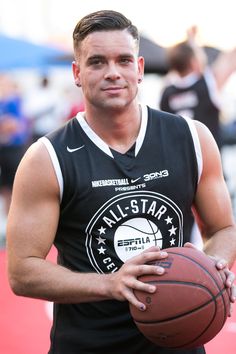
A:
[129,247,230,349]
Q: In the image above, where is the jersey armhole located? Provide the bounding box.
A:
[39,137,64,202]
[183,117,203,183]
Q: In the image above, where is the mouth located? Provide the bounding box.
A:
[102,86,124,91]
[102,86,126,96]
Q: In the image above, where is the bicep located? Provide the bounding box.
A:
[7,141,60,263]
[192,122,234,237]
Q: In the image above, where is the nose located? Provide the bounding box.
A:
[104,62,121,81]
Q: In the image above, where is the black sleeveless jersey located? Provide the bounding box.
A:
[159,74,221,147]
[44,105,205,354]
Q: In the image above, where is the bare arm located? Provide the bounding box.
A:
[7,141,167,310]
[191,121,236,306]
[186,25,207,73]
[187,25,236,90]
[211,48,236,90]
[192,121,236,268]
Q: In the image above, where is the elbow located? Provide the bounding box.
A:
[8,266,34,297]
[8,274,28,297]
[7,256,37,297]
[7,256,45,299]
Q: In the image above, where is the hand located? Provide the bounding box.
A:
[185,242,236,315]
[187,25,198,42]
[110,246,168,311]
[214,258,236,316]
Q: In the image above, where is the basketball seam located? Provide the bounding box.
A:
[166,250,229,319]
[135,282,222,324]
[134,250,229,349]
[135,286,227,349]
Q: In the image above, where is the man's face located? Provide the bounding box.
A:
[72,29,144,111]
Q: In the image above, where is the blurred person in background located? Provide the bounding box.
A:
[64,84,85,121]
[23,74,66,142]
[0,74,29,243]
[159,26,236,150]
[159,27,236,246]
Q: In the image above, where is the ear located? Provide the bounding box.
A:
[72,61,81,87]
[137,56,145,84]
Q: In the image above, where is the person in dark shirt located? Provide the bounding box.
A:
[159,26,236,149]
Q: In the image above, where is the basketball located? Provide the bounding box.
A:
[129,246,230,349]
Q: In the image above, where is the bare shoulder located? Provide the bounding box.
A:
[14,139,60,198]
[192,120,216,142]
[192,120,219,153]
[192,120,223,177]
[8,139,60,265]
[19,139,52,169]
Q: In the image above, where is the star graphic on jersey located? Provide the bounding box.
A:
[168,225,177,236]
[96,236,106,245]
[98,226,106,235]
[170,238,176,246]
[98,246,106,255]
[165,216,173,224]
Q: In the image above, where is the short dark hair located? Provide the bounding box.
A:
[167,41,195,74]
[73,10,139,51]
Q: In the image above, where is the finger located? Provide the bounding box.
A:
[134,279,157,294]
[125,266,164,292]
[136,264,165,277]
[126,249,168,268]
[184,242,200,250]
[224,270,235,288]
[229,283,236,303]
[141,250,168,264]
[215,258,228,270]
[123,288,147,311]
[142,246,161,253]
[229,303,233,317]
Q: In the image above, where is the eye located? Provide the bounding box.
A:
[88,56,105,67]
[91,59,103,65]
[120,57,132,65]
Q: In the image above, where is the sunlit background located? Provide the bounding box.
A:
[0,0,236,49]
[1,0,236,201]
[1,0,236,114]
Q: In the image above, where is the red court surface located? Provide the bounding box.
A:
[1,248,236,354]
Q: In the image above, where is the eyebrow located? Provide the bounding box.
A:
[87,55,105,62]
[87,53,135,62]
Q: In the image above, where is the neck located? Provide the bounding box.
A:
[84,103,141,154]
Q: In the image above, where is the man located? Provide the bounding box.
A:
[159,26,236,149]
[7,10,236,354]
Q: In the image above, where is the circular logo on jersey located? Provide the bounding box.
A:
[85,191,183,274]
[114,217,163,262]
